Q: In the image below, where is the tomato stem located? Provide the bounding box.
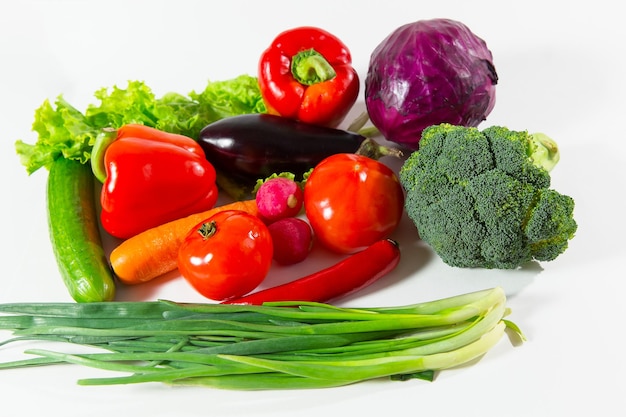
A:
[197,221,218,240]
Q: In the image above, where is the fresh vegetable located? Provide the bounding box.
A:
[0,287,521,390]
[256,177,304,223]
[90,128,117,182]
[267,217,313,265]
[110,199,259,285]
[528,132,560,172]
[99,124,219,239]
[225,239,400,305]
[365,18,498,150]
[46,157,115,302]
[14,75,266,175]
[178,210,274,301]
[399,123,577,269]
[198,113,367,197]
[258,26,359,128]
[304,153,405,254]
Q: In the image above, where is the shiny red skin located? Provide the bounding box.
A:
[258,26,359,128]
[178,210,273,301]
[224,239,401,305]
[304,154,405,254]
[100,124,218,239]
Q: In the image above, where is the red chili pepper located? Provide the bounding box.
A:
[258,26,360,128]
[100,124,218,239]
[223,239,400,305]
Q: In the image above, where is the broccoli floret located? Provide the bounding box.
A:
[399,123,577,269]
[525,188,577,261]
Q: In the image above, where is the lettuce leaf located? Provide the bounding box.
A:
[15,74,266,175]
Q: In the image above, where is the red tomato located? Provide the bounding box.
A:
[177,210,273,301]
[304,154,405,254]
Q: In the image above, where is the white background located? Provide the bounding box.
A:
[1,1,625,416]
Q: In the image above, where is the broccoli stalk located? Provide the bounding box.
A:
[399,123,577,269]
[529,132,560,172]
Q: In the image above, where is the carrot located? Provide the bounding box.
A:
[110,199,259,285]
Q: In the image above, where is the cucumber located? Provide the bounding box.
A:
[47,157,116,302]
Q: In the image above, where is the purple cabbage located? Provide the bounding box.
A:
[365,18,498,150]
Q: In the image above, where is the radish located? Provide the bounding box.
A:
[256,177,303,223]
[268,217,313,265]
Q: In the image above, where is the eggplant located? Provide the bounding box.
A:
[198,114,366,188]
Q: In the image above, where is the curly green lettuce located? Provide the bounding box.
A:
[15,74,266,175]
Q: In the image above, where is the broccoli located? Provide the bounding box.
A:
[399,123,577,269]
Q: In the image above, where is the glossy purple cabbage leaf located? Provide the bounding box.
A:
[365,18,498,150]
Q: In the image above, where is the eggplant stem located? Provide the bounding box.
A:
[356,138,403,160]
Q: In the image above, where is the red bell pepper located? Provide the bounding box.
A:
[100,124,218,239]
[258,26,359,128]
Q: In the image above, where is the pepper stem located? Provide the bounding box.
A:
[291,49,336,85]
[90,127,117,183]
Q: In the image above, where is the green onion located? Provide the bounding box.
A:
[0,287,524,390]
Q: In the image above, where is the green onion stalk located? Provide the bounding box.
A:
[0,287,524,390]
